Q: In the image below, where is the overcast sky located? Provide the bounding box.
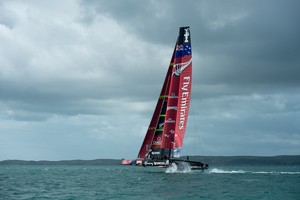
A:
[0,0,299,161]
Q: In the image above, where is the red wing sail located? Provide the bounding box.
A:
[137,27,192,160]
[161,27,192,158]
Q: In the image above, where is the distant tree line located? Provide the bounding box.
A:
[1,155,299,166]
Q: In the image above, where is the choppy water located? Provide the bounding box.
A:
[1,165,299,199]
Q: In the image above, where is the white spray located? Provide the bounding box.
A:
[165,162,192,173]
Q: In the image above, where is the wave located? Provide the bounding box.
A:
[209,168,246,174]
[252,171,300,175]
[208,168,300,175]
[165,162,192,173]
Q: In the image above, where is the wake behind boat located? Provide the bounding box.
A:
[123,27,208,171]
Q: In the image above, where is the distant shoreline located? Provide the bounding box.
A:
[0,159,120,166]
[1,155,299,166]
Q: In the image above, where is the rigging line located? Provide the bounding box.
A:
[190,100,196,156]
[190,99,203,157]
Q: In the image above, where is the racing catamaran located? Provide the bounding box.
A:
[135,27,208,170]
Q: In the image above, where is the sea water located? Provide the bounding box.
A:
[1,165,299,199]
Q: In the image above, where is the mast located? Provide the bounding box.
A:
[138,27,192,160]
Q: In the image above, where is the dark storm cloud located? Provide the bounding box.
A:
[82,0,300,90]
[195,1,300,89]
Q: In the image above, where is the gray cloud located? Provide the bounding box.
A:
[0,0,299,160]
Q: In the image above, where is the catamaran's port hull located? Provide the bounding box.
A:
[142,159,209,170]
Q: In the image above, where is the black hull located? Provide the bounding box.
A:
[172,159,209,170]
[142,158,209,170]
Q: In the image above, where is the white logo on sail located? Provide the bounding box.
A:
[169,93,178,98]
[166,118,175,123]
[152,140,161,145]
[167,106,177,110]
[173,59,192,76]
[184,28,190,43]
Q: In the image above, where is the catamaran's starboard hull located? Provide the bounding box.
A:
[172,159,209,170]
[142,159,209,170]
